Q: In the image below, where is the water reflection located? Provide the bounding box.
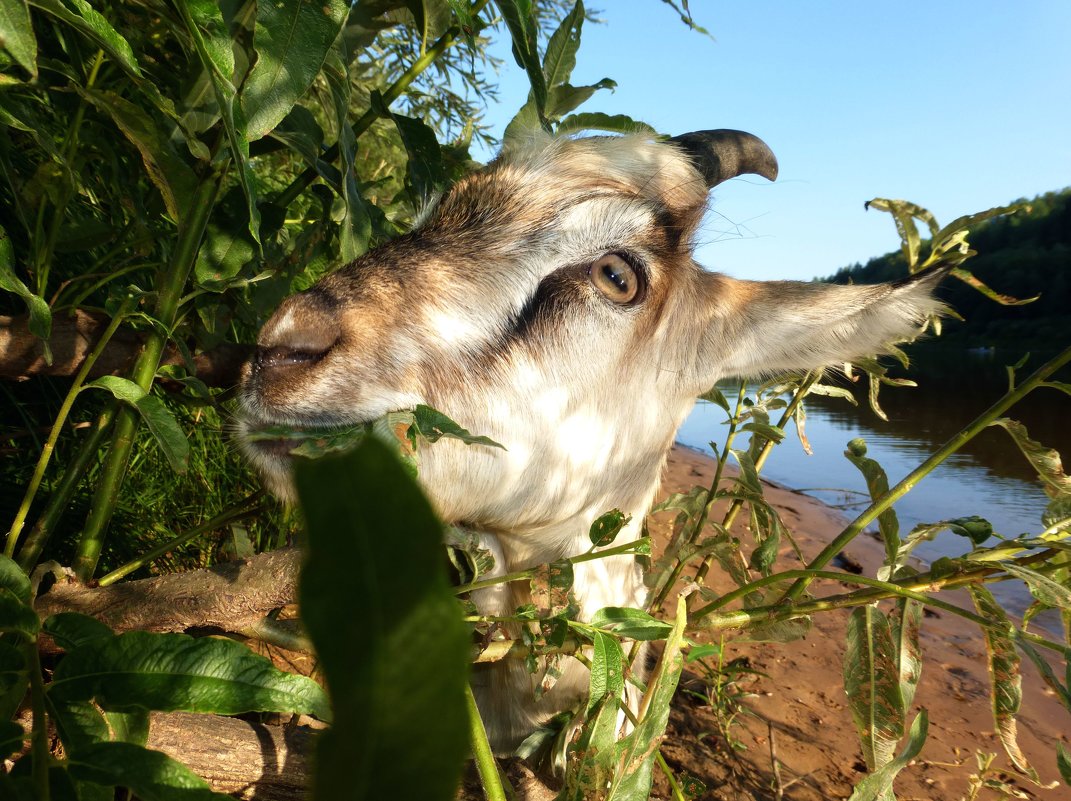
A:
[676,348,1070,621]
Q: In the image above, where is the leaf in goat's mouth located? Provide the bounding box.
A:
[246,406,505,463]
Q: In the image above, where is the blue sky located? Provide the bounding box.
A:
[472,2,1071,282]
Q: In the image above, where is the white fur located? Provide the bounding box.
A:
[238,133,942,753]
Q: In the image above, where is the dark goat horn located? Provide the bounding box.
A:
[669,129,779,188]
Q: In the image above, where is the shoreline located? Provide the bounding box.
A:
[649,444,1069,800]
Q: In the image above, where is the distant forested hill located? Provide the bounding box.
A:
[826,189,1070,348]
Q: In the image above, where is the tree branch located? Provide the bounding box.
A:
[34,546,301,643]
[0,311,251,388]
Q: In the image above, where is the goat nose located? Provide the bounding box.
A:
[254,290,340,374]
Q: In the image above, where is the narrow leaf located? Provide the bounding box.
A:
[967,584,1040,781]
[555,112,656,135]
[847,711,929,801]
[586,630,623,715]
[844,606,904,774]
[495,0,546,115]
[29,0,141,77]
[79,89,197,222]
[990,418,1070,499]
[43,612,114,651]
[844,438,900,568]
[589,607,673,641]
[410,404,504,449]
[0,223,51,342]
[84,378,189,473]
[0,0,36,76]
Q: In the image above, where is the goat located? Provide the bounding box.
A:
[237,129,943,751]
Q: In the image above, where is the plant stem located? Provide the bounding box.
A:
[454,537,650,595]
[5,298,133,558]
[647,382,746,612]
[72,171,224,582]
[34,49,106,297]
[272,0,492,211]
[16,412,115,570]
[781,344,1071,603]
[657,751,687,801]
[28,640,50,799]
[691,374,818,590]
[96,492,263,586]
[465,683,507,801]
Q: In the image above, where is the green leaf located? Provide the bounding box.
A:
[0,224,51,343]
[78,89,196,222]
[49,631,330,719]
[242,0,348,141]
[84,377,190,473]
[0,719,22,760]
[844,438,900,568]
[48,699,110,753]
[588,509,629,547]
[410,404,504,449]
[588,607,673,641]
[105,709,150,746]
[0,553,31,604]
[544,78,615,120]
[0,0,36,76]
[268,105,325,166]
[607,596,687,799]
[967,584,1040,782]
[698,384,730,413]
[741,421,785,445]
[1058,742,1071,787]
[0,639,27,721]
[555,112,655,136]
[404,0,452,52]
[586,630,624,715]
[844,606,904,778]
[390,113,449,204]
[892,599,922,712]
[846,711,929,801]
[43,612,115,651]
[296,437,469,801]
[194,220,257,288]
[949,266,1039,306]
[0,587,38,636]
[990,418,1071,500]
[999,562,1071,610]
[178,0,260,245]
[864,198,934,271]
[323,44,371,261]
[67,741,232,800]
[542,0,582,88]
[495,0,546,117]
[29,0,141,77]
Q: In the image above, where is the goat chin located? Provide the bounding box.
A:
[236,129,946,755]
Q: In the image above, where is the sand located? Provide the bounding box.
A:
[649,445,1071,801]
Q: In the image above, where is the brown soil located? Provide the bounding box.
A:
[647,445,1071,801]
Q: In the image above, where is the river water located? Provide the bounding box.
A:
[675,348,1070,621]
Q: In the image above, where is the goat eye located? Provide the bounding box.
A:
[589,253,641,304]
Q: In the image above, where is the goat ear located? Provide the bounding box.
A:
[689,269,947,390]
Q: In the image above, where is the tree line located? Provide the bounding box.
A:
[826,188,1071,349]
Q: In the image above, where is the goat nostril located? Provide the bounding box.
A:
[255,345,331,371]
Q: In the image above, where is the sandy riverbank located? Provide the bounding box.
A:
[649,445,1070,801]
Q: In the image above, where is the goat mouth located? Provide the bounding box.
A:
[242,420,372,461]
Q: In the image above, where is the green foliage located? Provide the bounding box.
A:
[296,436,470,801]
